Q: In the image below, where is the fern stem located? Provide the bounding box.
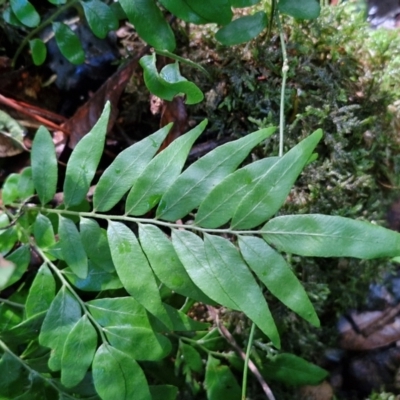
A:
[276,13,289,158]
[33,245,109,345]
[241,322,256,400]
[0,339,76,399]
[20,204,273,236]
[0,298,25,308]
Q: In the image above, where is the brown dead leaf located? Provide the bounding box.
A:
[63,50,147,149]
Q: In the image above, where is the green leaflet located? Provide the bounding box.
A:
[0,352,29,398]
[1,311,46,345]
[53,22,85,65]
[4,245,30,289]
[87,297,150,328]
[195,157,279,228]
[59,216,88,279]
[29,38,46,65]
[181,0,232,25]
[93,344,151,400]
[172,229,236,309]
[64,261,122,292]
[157,127,275,221]
[104,326,171,361]
[203,234,280,347]
[0,256,15,289]
[158,0,208,24]
[18,168,34,201]
[61,315,97,388]
[39,286,82,371]
[149,385,178,400]
[81,0,118,39]
[263,214,400,259]
[140,54,203,105]
[33,214,56,249]
[2,174,21,205]
[163,304,210,331]
[138,224,212,303]
[0,227,18,255]
[107,221,171,329]
[238,236,319,326]
[63,102,110,208]
[231,129,322,229]
[260,353,328,385]
[205,355,241,400]
[125,120,207,215]
[31,126,57,205]
[180,342,203,373]
[278,0,321,20]
[119,0,175,51]
[216,11,268,46]
[25,263,55,318]
[80,218,114,272]
[230,0,261,6]
[172,230,280,346]
[94,124,172,212]
[10,0,40,27]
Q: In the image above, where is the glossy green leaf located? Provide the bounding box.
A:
[53,22,85,65]
[18,167,34,200]
[216,11,268,46]
[230,0,260,7]
[278,0,321,20]
[231,129,323,229]
[33,214,56,249]
[119,0,175,51]
[61,315,97,388]
[158,0,208,24]
[64,261,122,292]
[10,0,40,27]
[93,344,151,400]
[125,120,206,215]
[87,297,150,327]
[0,352,29,398]
[139,224,212,303]
[25,263,55,318]
[196,156,278,228]
[81,0,118,39]
[80,218,114,272]
[239,236,319,326]
[31,126,57,205]
[204,234,279,346]
[263,214,400,259]
[59,216,88,279]
[149,385,178,400]
[29,38,47,65]
[205,355,241,400]
[94,124,172,212]
[63,102,110,208]
[4,245,30,289]
[157,127,275,221]
[39,287,82,371]
[1,311,46,344]
[261,353,328,385]
[104,326,171,361]
[140,54,203,105]
[181,0,232,25]
[107,221,171,329]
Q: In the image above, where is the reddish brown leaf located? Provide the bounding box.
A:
[63,51,147,149]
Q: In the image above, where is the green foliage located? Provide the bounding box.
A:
[1,98,400,398]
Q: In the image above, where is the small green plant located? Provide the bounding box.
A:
[1,100,400,398]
